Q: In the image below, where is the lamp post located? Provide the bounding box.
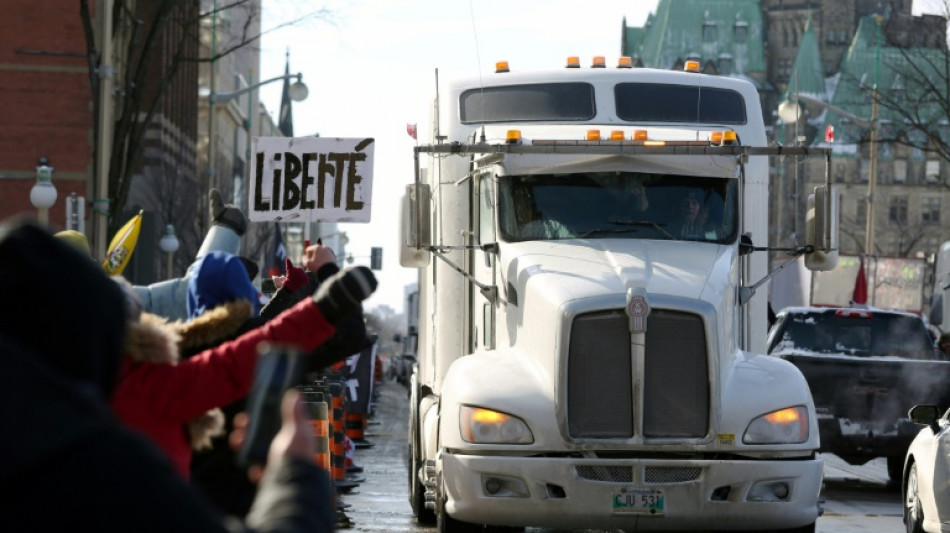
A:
[778,93,879,255]
[30,158,57,226]
[159,224,179,278]
[205,73,309,229]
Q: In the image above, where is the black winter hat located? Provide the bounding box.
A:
[0,218,128,398]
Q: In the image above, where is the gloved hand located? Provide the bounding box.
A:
[312,266,377,324]
[283,258,308,292]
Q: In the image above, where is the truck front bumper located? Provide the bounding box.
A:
[442,453,822,531]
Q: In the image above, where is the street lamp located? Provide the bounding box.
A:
[159,224,179,278]
[30,158,56,226]
[205,73,310,231]
[779,92,879,255]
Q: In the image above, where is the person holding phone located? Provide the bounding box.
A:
[108,244,377,482]
[0,219,336,532]
[192,240,369,517]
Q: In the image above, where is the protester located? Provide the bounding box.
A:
[0,219,335,532]
[192,244,370,517]
[133,189,253,321]
[264,241,371,373]
[54,229,93,256]
[110,249,377,479]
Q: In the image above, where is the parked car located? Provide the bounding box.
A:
[903,404,949,533]
[767,306,950,483]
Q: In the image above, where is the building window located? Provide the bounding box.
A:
[889,196,908,225]
[834,162,846,183]
[856,198,867,226]
[926,159,941,183]
[826,30,836,44]
[922,197,941,224]
[894,160,907,183]
[718,54,733,73]
[734,21,748,42]
[839,29,849,44]
[860,159,870,183]
[703,21,717,42]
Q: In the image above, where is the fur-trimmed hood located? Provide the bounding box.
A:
[171,299,254,355]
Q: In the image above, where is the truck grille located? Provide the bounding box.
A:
[567,309,709,439]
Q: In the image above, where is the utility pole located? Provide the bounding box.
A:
[93,0,115,260]
[865,92,879,256]
[865,16,883,257]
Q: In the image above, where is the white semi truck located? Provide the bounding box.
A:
[400,58,838,532]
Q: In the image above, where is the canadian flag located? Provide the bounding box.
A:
[406,123,417,140]
[824,124,835,143]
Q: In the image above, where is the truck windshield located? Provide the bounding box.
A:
[497,172,737,244]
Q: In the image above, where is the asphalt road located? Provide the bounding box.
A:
[339,381,905,533]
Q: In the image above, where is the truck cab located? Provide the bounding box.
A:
[402,58,837,532]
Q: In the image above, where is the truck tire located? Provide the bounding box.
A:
[905,462,925,533]
[408,390,435,524]
[410,436,435,524]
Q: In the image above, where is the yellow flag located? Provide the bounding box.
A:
[102,210,143,275]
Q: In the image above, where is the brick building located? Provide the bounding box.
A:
[0,2,93,228]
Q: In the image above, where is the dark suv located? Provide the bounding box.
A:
[767,306,950,483]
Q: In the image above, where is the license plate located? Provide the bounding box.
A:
[612,488,664,515]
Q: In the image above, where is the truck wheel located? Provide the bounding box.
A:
[437,475,483,533]
[905,462,925,533]
[409,437,435,524]
[408,393,435,525]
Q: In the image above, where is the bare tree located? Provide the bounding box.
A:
[838,5,950,168]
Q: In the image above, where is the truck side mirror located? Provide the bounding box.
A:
[804,185,839,271]
[400,183,431,268]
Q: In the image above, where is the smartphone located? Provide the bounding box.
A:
[261,277,277,295]
[238,343,305,467]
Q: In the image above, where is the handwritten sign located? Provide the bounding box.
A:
[249,136,374,223]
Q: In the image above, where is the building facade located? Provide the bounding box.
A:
[0,2,97,229]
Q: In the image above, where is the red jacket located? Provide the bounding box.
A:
[111,298,334,478]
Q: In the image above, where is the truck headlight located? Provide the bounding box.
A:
[742,406,809,444]
[459,406,534,444]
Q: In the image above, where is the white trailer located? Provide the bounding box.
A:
[401,58,838,532]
